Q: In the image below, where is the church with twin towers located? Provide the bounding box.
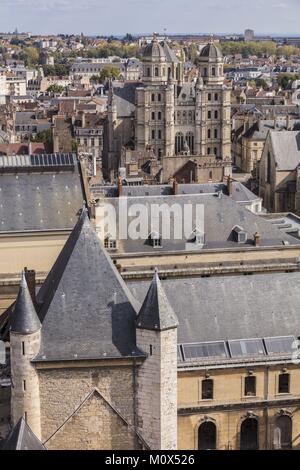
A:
[105,35,232,182]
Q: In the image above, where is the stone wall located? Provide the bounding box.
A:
[38,363,136,449]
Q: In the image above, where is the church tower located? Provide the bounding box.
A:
[136,35,176,159]
[197,39,231,160]
[10,273,42,439]
[136,271,178,450]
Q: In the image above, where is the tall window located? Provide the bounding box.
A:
[214,147,218,156]
[151,93,155,102]
[212,67,216,76]
[208,129,211,139]
[214,129,218,139]
[208,93,212,101]
[198,422,216,450]
[214,93,218,101]
[274,416,292,449]
[186,132,194,154]
[245,376,256,396]
[214,110,218,119]
[202,379,214,400]
[278,373,290,394]
[158,111,162,120]
[151,130,155,139]
[158,130,162,139]
[175,132,184,154]
[147,67,151,77]
[208,147,211,155]
[151,111,155,120]
[158,93,161,102]
[155,67,159,77]
[208,110,211,119]
[240,418,258,450]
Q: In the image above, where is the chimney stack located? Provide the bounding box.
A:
[117,176,123,197]
[24,267,37,308]
[254,232,261,247]
[227,175,232,197]
[172,178,179,196]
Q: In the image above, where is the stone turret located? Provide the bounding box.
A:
[136,270,178,450]
[10,272,42,439]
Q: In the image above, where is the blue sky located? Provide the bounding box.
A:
[1,0,300,36]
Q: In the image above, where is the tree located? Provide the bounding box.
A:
[46,84,65,93]
[31,129,53,146]
[23,46,40,66]
[90,66,120,84]
[277,73,300,90]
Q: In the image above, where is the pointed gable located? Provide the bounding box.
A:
[136,270,178,331]
[1,418,46,450]
[10,273,41,335]
[33,209,144,362]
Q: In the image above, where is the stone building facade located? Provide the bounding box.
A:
[105,36,231,182]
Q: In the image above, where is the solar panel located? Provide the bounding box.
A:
[264,336,296,355]
[228,338,265,357]
[182,341,228,361]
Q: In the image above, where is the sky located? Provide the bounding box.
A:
[1,0,300,36]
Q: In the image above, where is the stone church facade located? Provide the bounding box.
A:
[104,36,232,182]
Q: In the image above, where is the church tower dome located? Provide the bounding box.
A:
[198,38,224,85]
[142,34,167,84]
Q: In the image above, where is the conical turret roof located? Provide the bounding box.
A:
[10,273,41,335]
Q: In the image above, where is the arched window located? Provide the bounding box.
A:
[151,112,155,120]
[215,93,218,101]
[274,415,292,449]
[204,67,207,77]
[175,132,184,155]
[168,67,172,80]
[214,110,218,119]
[155,67,159,77]
[158,93,161,102]
[208,111,211,119]
[208,129,211,139]
[214,147,218,157]
[198,421,216,450]
[158,111,162,120]
[240,418,258,450]
[186,132,194,154]
[208,147,211,155]
[151,93,155,102]
[212,67,216,76]
[214,129,218,139]
[158,130,162,139]
[146,67,151,77]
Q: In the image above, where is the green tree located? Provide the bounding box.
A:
[23,46,40,66]
[90,66,120,84]
[46,84,65,93]
[31,129,53,146]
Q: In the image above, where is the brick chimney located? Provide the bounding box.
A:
[227,175,232,197]
[24,267,37,308]
[172,178,179,196]
[117,176,123,197]
[254,232,261,247]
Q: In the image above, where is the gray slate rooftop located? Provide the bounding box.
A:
[0,166,85,232]
[270,131,300,170]
[1,418,46,450]
[10,273,41,335]
[33,210,145,362]
[128,270,300,344]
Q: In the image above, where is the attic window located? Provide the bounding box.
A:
[104,238,117,250]
[149,231,162,248]
[187,228,205,247]
[232,225,248,244]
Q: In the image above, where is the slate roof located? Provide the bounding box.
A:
[128,270,300,344]
[92,182,260,204]
[33,209,145,362]
[200,43,223,59]
[99,192,298,253]
[0,165,85,232]
[112,81,139,117]
[10,273,41,335]
[136,271,178,331]
[1,418,46,450]
[270,131,300,170]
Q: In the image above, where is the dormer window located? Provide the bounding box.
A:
[187,228,205,248]
[104,237,117,251]
[232,225,248,244]
[149,231,162,248]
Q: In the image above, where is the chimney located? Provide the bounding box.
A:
[24,267,37,308]
[117,176,123,197]
[172,177,179,196]
[227,175,232,196]
[254,232,261,247]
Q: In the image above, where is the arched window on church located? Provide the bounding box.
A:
[274,415,292,450]
[214,110,218,119]
[212,67,216,76]
[175,132,184,155]
[147,67,151,77]
[186,132,195,154]
[158,111,162,120]
[240,418,258,450]
[155,67,159,77]
[208,129,211,139]
[198,421,216,450]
